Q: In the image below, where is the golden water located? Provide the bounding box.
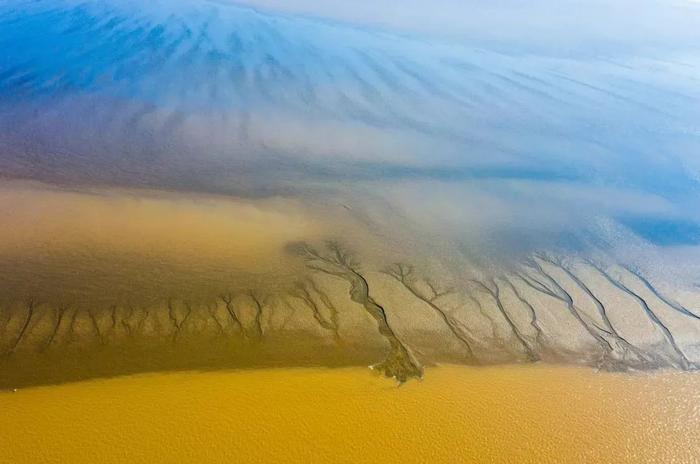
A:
[1,365,698,463]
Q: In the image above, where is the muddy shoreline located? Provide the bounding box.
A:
[3,240,700,388]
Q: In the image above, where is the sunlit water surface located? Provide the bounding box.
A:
[1,365,700,463]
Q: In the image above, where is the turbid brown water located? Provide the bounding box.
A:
[2,364,699,463]
[2,2,700,461]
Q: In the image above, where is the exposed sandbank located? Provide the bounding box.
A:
[2,181,700,386]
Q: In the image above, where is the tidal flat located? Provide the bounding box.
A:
[2,181,700,387]
[2,0,700,461]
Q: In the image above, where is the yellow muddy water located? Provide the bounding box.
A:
[1,365,699,463]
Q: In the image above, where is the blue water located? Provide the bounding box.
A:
[1,0,699,250]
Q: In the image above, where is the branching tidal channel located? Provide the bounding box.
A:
[1,241,699,387]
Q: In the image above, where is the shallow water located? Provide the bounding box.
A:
[2,2,700,456]
[2,365,699,463]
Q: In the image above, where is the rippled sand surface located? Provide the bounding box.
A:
[2,365,699,463]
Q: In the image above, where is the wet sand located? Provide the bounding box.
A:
[3,181,700,386]
[1,364,699,463]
